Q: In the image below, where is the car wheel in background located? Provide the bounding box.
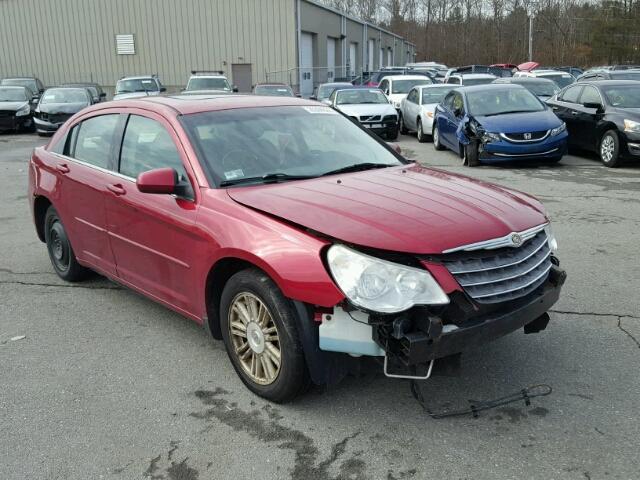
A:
[220,269,310,403]
[417,119,427,143]
[44,206,89,282]
[399,115,409,135]
[433,124,444,150]
[386,127,398,141]
[463,142,480,167]
[599,130,621,167]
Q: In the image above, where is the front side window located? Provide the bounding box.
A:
[580,86,601,106]
[406,89,418,103]
[466,88,544,116]
[561,85,583,103]
[72,115,120,169]
[119,115,186,179]
[181,106,403,186]
[335,89,388,105]
[391,79,432,94]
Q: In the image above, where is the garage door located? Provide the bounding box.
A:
[327,37,336,82]
[300,32,313,97]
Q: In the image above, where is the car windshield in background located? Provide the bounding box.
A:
[116,79,159,94]
[0,87,28,102]
[391,79,432,94]
[372,71,403,83]
[317,84,350,101]
[188,77,230,91]
[181,106,402,186]
[613,72,640,81]
[254,85,294,96]
[1,78,36,93]
[463,77,496,86]
[421,87,453,104]
[40,89,89,104]
[602,85,640,108]
[336,89,387,105]
[467,88,544,116]
[523,82,559,97]
[540,74,574,88]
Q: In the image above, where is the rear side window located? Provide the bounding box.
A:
[119,115,186,179]
[72,115,120,169]
[560,85,583,103]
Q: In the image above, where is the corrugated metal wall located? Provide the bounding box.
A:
[0,0,297,94]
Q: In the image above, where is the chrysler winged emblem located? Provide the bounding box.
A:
[511,233,523,247]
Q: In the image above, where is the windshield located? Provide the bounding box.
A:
[463,77,496,86]
[540,74,574,88]
[254,85,294,96]
[391,79,432,94]
[612,72,640,81]
[602,85,640,108]
[187,77,230,91]
[1,78,37,93]
[40,89,89,104]
[521,82,559,97]
[181,106,402,186]
[0,87,28,102]
[116,78,159,94]
[317,84,350,101]
[421,87,453,104]
[467,88,545,116]
[336,89,387,105]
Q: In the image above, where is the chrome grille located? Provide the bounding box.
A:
[500,130,549,143]
[360,115,381,122]
[443,230,552,304]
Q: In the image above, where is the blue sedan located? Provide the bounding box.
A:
[432,84,568,166]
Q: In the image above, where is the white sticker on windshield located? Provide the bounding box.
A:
[302,106,337,114]
[224,169,244,180]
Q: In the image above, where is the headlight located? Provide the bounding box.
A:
[16,104,30,116]
[426,111,434,118]
[624,119,640,133]
[481,132,500,144]
[326,245,449,313]
[544,224,558,252]
[550,122,567,136]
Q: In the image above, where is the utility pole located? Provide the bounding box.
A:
[528,15,533,61]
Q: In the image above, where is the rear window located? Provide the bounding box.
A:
[187,77,231,91]
[391,79,432,94]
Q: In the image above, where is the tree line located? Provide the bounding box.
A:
[321,0,640,67]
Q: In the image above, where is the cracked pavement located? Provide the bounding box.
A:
[1,133,639,479]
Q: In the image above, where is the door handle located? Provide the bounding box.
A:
[571,111,579,115]
[107,183,126,196]
[56,163,70,174]
[551,106,558,110]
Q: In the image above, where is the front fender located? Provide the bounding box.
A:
[456,115,472,146]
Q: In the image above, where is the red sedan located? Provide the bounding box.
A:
[28,94,566,402]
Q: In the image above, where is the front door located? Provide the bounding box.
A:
[550,84,583,147]
[231,64,253,93]
[104,112,201,316]
[574,85,603,150]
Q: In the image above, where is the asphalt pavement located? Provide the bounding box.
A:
[1,131,639,480]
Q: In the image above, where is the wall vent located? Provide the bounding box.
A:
[115,34,135,55]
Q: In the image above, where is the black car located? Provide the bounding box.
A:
[576,69,640,82]
[0,77,45,101]
[547,80,640,167]
[62,82,107,103]
[0,86,35,132]
[33,87,92,136]
[492,77,560,101]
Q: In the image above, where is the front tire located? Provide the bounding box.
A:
[386,127,398,141]
[599,130,621,167]
[463,142,480,167]
[220,269,310,403]
[399,115,409,135]
[44,206,89,282]
[433,124,445,150]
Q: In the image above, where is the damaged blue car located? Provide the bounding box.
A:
[432,84,568,166]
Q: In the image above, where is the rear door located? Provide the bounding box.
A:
[104,111,202,316]
[50,113,121,275]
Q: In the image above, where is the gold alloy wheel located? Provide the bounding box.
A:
[228,292,282,385]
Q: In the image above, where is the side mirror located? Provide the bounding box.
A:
[136,167,177,195]
[583,101,602,112]
[233,86,239,92]
[321,99,332,106]
[160,86,167,93]
[387,142,402,154]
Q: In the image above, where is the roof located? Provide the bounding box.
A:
[494,77,556,84]
[531,70,572,76]
[381,75,432,81]
[254,83,290,87]
[413,84,455,90]
[318,82,352,87]
[0,85,30,89]
[118,75,158,81]
[457,83,524,94]
[456,73,497,79]
[84,94,320,116]
[576,80,640,87]
[1,76,37,80]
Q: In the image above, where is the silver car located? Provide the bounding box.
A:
[113,75,166,100]
[326,88,399,140]
[399,84,454,142]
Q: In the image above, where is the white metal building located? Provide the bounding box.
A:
[0,0,415,96]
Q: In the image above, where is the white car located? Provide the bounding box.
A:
[328,88,398,140]
[185,71,236,92]
[445,73,497,86]
[513,69,576,89]
[377,75,433,110]
[113,75,165,100]
[399,84,455,142]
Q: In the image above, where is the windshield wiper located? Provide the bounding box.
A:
[320,163,394,176]
[219,172,315,187]
[483,110,535,116]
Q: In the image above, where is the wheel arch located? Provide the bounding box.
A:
[33,195,53,242]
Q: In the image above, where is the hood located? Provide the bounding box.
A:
[475,109,561,133]
[0,101,29,112]
[113,91,159,100]
[336,103,396,117]
[226,164,547,254]
[609,106,640,118]
[38,102,88,114]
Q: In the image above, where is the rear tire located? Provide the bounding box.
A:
[433,124,445,150]
[417,119,427,143]
[599,130,621,167]
[220,269,310,403]
[44,206,89,282]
